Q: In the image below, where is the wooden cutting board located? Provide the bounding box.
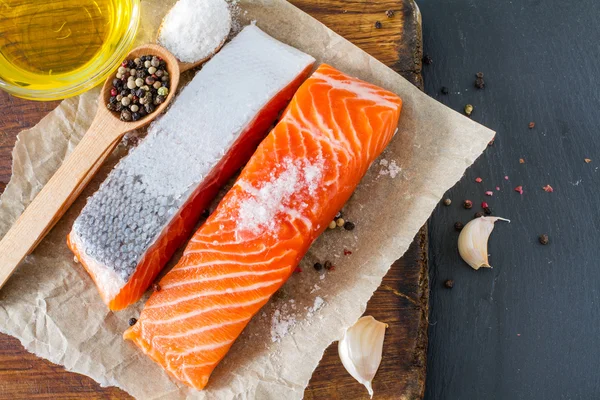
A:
[0,0,427,398]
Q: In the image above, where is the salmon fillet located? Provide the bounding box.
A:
[67,26,315,310]
[124,64,403,389]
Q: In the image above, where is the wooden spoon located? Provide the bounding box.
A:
[0,43,205,289]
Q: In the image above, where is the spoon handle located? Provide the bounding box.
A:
[0,119,123,289]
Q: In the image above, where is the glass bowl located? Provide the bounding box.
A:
[0,0,141,101]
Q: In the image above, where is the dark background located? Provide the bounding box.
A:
[418,0,600,399]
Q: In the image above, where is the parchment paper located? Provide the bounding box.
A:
[0,1,495,398]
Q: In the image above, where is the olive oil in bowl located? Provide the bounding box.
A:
[0,0,140,100]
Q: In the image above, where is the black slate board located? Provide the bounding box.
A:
[417,0,600,398]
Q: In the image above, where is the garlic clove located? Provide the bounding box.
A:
[338,316,387,398]
[458,216,510,270]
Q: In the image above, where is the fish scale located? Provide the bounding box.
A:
[68,25,315,310]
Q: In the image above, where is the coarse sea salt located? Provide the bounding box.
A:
[379,159,401,178]
[158,0,231,63]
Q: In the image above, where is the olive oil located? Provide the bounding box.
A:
[0,0,139,99]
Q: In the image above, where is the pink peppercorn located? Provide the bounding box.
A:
[543,184,554,193]
[110,88,117,96]
[504,176,509,180]
[496,186,500,191]
[475,177,483,183]
[514,185,524,194]
[481,201,489,208]
[485,191,493,196]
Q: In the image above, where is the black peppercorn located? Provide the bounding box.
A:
[343,221,355,231]
[483,207,492,215]
[109,96,117,104]
[476,72,484,78]
[144,103,155,114]
[463,200,473,209]
[136,69,147,79]
[374,21,382,29]
[423,54,433,65]
[454,222,464,231]
[113,78,122,88]
[120,110,132,121]
[539,234,549,245]
[441,86,449,95]
[324,260,333,270]
[115,103,123,112]
[475,78,485,89]
[131,112,141,121]
[444,279,454,288]
[106,103,116,111]
[313,262,323,271]
[128,318,137,326]
[155,95,165,105]
[474,211,484,218]
[385,9,394,18]
[120,89,128,97]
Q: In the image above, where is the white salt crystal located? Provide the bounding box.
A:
[158,0,232,63]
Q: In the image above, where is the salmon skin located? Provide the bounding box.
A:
[67,25,315,311]
[124,64,402,390]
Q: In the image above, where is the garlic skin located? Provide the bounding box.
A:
[338,316,387,398]
[458,216,510,270]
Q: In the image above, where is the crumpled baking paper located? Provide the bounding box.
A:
[0,0,494,398]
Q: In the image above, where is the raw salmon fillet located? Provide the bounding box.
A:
[67,25,315,311]
[124,64,403,389]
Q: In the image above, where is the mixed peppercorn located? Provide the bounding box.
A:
[106,55,170,121]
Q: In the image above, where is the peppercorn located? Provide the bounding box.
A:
[153,81,162,90]
[106,102,116,111]
[144,103,155,113]
[336,218,345,227]
[444,279,454,288]
[144,60,151,68]
[464,104,473,116]
[120,110,132,121]
[443,198,452,206]
[529,121,535,129]
[454,222,464,231]
[324,260,333,270]
[115,103,123,112]
[157,86,169,96]
[463,199,473,209]
[155,95,165,105]
[152,283,161,292]
[120,89,128,97]
[374,21,382,29]
[130,104,139,112]
[131,112,141,121]
[109,96,117,104]
[475,77,485,89]
[145,76,155,85]
[328,220,337,229]
[483,207,492,215]
[314,262,323,271]
[343,221,355,231]
[136,69,147,79]
[151,57,160,67]
[539,234,549,245]
[128,318,137,326]
[423,54,433,65]
[441,86,449,95]
[474,211,484,218]
[386,9,394,17]
[112,78,121,87]
[121,97,131,106]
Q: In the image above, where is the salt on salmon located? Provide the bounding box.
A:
[67,25,315,311]
[124,64,403,389]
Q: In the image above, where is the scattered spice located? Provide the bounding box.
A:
[423,54,433,65]
[374,21,382,29]
[444,279,454,288]
[504,175,509,180]
[475,177,483,183]
[496,186,500,191]
[106,55,170,121]
[463,199,473,209]
[542,184,554,193]
[585,158,592,163]
[528,122,535,129]
[336,218,345,227]
[519,158,525,164]
[464,104,473,116]
[128,318,137,326]
[485,191,493,196]
[514,185,523,194]
[344,249,353,256]
[385,9,394,18]
[441,86,449,95]
[539,234,549,245]
[314,262,323,271]
[152,283,161,292]
[324,260,334,270]
[443,198,452,206]
[328,221,337,230]
[454,222,464,231]
[474,211,484,218]
[474,72,485,89]
[483,207,492,215]
[343,221,356,231]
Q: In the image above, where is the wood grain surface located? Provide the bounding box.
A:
[0,0,426,398]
